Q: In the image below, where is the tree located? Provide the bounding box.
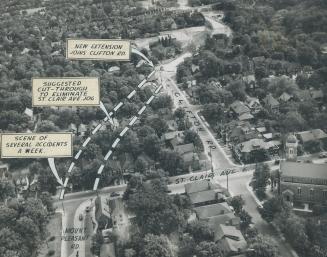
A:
[184,129,204,152]
[186,221,214,243]
[260,196,287,222]
[0,181,16,201]
[141,234,173,257]
[179,234,196,257]
[174,107,186,120]
[247,234,279,257]
[239,209,252,231]
[195,241,222,257]
[229,195,245,214]
[198,50,222,77]
[252,164,270,199]
[202,103,225,124]
[159,150,184,176]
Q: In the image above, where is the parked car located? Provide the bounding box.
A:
[79,214,83,221]
[319,152,327,158]
[85,206,90,212]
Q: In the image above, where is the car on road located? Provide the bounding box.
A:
[110,192,120,197]
[319,152,327,158]
[85,206,90,212]
[79,214,83,221]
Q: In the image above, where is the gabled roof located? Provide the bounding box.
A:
[238,113,254,121]
[297,129,327,142]
[215,225,247,252]
[311,90,324,99]
[279,92,292,102]
[174,143,194,155]
[280,161,327,180]
[194,202,232,219]
[208,212,240,227]
[263,94,279,107]
[230,101,250,115]
[189,190,216,205]
[185,180,211,194]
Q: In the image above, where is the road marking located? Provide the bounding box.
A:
[146,95,155,105]
[138,106,146,115]
[97,164,105,175]
[129,116,138,126]
[93,178,100,191]
[74,150,82,159]
[112,138,120,148]
[82,137,91,147]
[127,90,136,99]
[120,127,129,137]
[114,102,123,111]
[68,162,75,173]
[138,79,147,88]
[104,150,113,161]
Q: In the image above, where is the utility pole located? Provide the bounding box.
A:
[227,173,229,192]
[210,147,213,172]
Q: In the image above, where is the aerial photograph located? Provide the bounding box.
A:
[0,0,326,257]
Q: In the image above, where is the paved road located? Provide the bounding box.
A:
[159,53,297,257]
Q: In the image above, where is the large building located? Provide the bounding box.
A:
[279,135,327,207]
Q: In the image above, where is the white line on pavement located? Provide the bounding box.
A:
[146,95,155,105]
[129,116,138,126]
[104,150,113,161]
[68,162,75,173]
[93,178,100,191]
[97,165,105,175]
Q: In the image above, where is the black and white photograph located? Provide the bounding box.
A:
[0,0,326,257]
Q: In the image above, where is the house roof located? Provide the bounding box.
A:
[189,190,216,205]
[297,129,327,142]
[208,212,240,226]
[243,75,255,83]
[279,92,292,102]
[280,161,327,180]
[230,101,250,115]
[295,90,312,101]
[174,143,194,155]
[237,138,269,153]
[167,120,178,131]
[311,90,324,99]
[238,113,254,121]
[194,202,232,219]
[256,127,266,133]
[161,131,183,141]
[185,180,211,194]
[215,224,245,241]
[263,94,279,107]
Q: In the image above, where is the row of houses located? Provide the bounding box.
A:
[185,180,248,257]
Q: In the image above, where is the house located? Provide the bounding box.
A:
[185,180,226,207]
[194,202,232,219]
[279,92,293,102]
[234,138,280,163]
[294,90,312,102]
[280,161,327,206]
[262,94,279,112]
[191,64,200,74]
[226,122,257,144]
[245,96,261,114]
[296,129,327,145]
[186,80,197,88]
[166,120,178,131]
[174,143,195,155]
[238,113,254,121]
[215,225,248,256]
[208,212,240,228]
[230,101,250,117]
[242,75,256,90]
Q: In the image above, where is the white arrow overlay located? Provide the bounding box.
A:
[132,48,154,67]
[48,158,64,186]
[100,101,114,125]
